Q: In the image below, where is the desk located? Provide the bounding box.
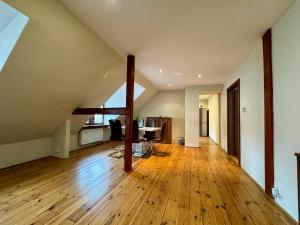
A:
[121,126,162,156]
[138,127,161,154]
[122,126,161,131]
[138,127,161,140]
[139,127,161,132]
[122,126,161,138]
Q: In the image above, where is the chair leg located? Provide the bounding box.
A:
[145,140,153,156]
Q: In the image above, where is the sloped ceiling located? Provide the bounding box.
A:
[61,0,294,89]
[69,62,157,134]
[0,0,157,144]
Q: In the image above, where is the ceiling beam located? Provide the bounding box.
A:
[72,107,126,115]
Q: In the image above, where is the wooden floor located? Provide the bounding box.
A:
[0,138,296,225]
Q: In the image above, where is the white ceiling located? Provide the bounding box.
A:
[61,0,294,90]
[199,95,211,100]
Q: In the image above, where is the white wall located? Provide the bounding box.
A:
[138,90,185,140]
[51,120,70,159]
[70,134,80,151]
[0,137,51,169]
[185,85,223,147]
[220,41,265,188]
[0,0,158,145]
[208,95,220,144]
[218,2,300,219]
[199,99,208,108]
[0,120,72,169]
[0,0,157,170]
[272,0,300,220]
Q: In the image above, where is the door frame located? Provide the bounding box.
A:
[227,79,241,165]
[207,110,209,137]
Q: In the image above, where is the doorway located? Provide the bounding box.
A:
[199,108,209,137]
[227,79,241,164]
[199,94,220,144]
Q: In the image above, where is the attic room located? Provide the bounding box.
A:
[1,0,300,224]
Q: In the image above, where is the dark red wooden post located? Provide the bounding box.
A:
[263,29,274,197]
[124,55,135,172]
[295,153,300,223]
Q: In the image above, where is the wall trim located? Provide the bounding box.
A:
[219,145,297,224]
[243,167,297,225]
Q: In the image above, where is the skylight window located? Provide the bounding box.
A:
[0,1,29,72]
[93,81,145,125]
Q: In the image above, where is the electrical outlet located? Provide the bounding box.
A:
[272,186,282,199]
[56,147,60,153]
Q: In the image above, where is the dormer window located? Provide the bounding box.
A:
[86,81,145,125]
[0,1,28,72]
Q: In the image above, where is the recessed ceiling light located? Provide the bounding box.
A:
[168,83,172,87]
[159,69,163,74]
[198,74,202,78]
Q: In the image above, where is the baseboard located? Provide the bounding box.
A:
[242,169,298,224]
[273,201,298,224]
[70,141,105,152]
[70,141,110,154]
[217,142,297,224]
[0,137,52,169]
[0,156,53,171]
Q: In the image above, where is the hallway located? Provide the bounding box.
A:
[0,139,296,225]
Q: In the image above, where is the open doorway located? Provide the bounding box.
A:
[199,96,209,137]
[199,107,209,137]
[199,94,220,144]
[227,79,241,164]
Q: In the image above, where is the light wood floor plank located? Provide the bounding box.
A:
[0,139,297,225]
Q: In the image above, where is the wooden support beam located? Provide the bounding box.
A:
[124,55,135,172]
[72,107,126,115]
[263,29,274,197]
[295,153,300,222]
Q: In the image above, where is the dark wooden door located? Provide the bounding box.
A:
[227,79,241,164]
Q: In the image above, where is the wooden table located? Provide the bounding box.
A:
[138,127,161,132]
[122,126,161,138]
